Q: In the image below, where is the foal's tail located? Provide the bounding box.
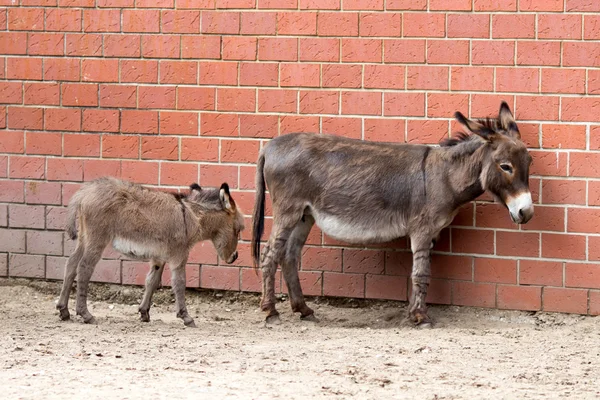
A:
[66,190,84,240]
[251,152,266,269]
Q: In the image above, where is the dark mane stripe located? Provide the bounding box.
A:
[440,117,500,147]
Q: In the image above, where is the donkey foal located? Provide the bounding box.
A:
[252,102,533,328]
[57,177,244,327]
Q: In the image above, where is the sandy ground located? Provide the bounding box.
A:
[0,278,599,400]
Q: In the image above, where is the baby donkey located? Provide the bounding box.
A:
[57,177,244,327]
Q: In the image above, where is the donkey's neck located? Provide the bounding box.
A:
[441,141,488,207]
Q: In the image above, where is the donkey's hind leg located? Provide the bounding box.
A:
[281,215,316,321]
[170,257,195,327]
[75,243,106,324]
[56,240,85,321]
[138,260,166,322]
[260,223,295,324]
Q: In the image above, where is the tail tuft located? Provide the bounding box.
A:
[251,153,266,270]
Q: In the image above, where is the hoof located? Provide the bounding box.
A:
[139,310,150,323]
[416,321,433,329]
[83,316,97,325]
[57,307,70,321]
[265,314,281,325]
[300,313,319,323]
[184,318,196,328]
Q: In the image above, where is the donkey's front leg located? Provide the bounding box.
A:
[170,258,195,328]
[408,236,433,328]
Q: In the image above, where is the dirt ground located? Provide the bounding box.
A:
[1,278,599,400]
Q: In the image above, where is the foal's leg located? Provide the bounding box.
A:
[75,243,105,324]
[281,215,316,320]
[138,259,166,322]
[260,223,295,324]
[170,257,195,327]
[408,236,433,328]
[56,240,85,321]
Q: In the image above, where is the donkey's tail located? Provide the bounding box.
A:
[66,190,84,240]
[251,152,266,269]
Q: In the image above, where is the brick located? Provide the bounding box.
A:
[0,32,28,55]
[280,115,319,135]
[141,35,180,59]
[27,230,63,256]
[201,113,239,137]
[342,38,382,63]
[217,88,256,112]
[239,63,278,88]
[453,281,495,308]
[181,137,219,161]
[104,35,141,58]
[82,59,118,82]
[341,91,381,116]
[202,11,240,34]
[343,249,384,274]
[9,204,45,229]
[474,258,517,284]
[403,12,444,37]
[497,285,541,311]
[259,0,296,8]
[496,231,539,258]
[590,291,600,315]
[240,114,278,138]
[47,158,83,182]
[181,36,221,59]
[539,14,582,40]
[407,66,448,90]
[26,132,61,156]
[160,61,198,85]
[7,57,43,81]
[474,0,517,10]
[46,8,82,32]
[177,87,215,111]
[83,9,120,32]
[102,135,139,159]
[322,64,361,88]
[364,118,404,143]
[9,156,45,180]
[121,110,158,134]
[541,124,585,150]
[515,96,559,121]
[140,137,178,160]
[45,108,81,132]
[517,41,561,67]
[429,254,472,280]
[241,11,276,35]
[120,161,159,185]
[564,42,600,68]
[496,67,539,93]
[542,233,586,260]
[447,13,490,38]
[407,119,448,144]
[562,98,600,123]
[566,263,600,289]
[429,0,471,9]
[82,109,119,132]
[66,33,102,56]
[278,11,316,35]
[8,107,43,130]
[323,272,364,298]
[200,164,238,188]
[452,228,494,255]
[318,12,358,36]
[471,40,515,65]
[201,265,240,290]
[427,93,469,118]
[300,247,342,272]
[8,8,44,31]
[28,33,65,56]
[22,83,57,106]
[0,229,25,252]
[529,150,567,177]
[160,163,199,186]
[121,261,148,286]
[451,67,493,92]
[569,152,600,178]
[161,10,200,33]
[520,260,563,287]
[541,69,585,95]
[281,63,320,87]
[584,15,600,40]
[258,37,297,61]
[90,259,121,284]
[567,0,600,11]
[321,117,361,139]
[492,14,534,38]
[223,36,257,61]
[0,131,23,155]
[9,254,45,279]
[83,159,121,181]
[568,208,600,234]
[300,90,338,114]
[139,86,176,110]
[0,180,24,203]
[188,241,218,265]
[541,179,584,205]
[299,38,340,62]
[200,61,238,85]
[427,40,469,65]
[300,0,339,9]
[99,84,137,108]
[521,206,564,232]
[121,60,158,83]
[521,0,563,11]
[365,274,407,301]
[359,12,400,37]
[588,181,600,206]
[543,287,587,314]
[258,89,297,113]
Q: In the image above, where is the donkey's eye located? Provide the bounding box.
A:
[500,163,513,174]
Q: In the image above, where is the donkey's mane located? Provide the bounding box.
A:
[440,117,499,147]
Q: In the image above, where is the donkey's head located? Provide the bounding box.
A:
[454,102,534,224]
[188,183,245,263]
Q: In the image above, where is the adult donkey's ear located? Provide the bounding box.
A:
[219,183,236,211]
[498,101,521,140]
[454,111,493,142]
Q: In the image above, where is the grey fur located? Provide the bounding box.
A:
[58,177,245,327]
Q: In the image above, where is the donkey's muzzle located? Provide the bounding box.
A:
[227,251,238,264]
[507,191,534,224]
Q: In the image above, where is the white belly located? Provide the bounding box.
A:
[112,238,163,260]
[313,212,406,243]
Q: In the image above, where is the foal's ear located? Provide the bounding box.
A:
[189,183,201,192]
[498,101,521,140]
[454,111,492,141]
[219,182,235,211]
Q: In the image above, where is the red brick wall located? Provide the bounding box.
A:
[1,0,600,315]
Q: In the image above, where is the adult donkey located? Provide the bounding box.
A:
[251,102,533,328]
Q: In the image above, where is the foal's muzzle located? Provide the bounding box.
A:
[507,192,534,224]
[226,251,238,264]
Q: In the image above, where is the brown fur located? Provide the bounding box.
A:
[252,102,533,327]
[57,177,245,327]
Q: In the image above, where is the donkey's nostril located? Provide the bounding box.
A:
[229,251,238,264]
[519,209,524,218]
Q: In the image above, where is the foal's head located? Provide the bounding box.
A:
[188,183,245,263]
[451,102,534,224]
